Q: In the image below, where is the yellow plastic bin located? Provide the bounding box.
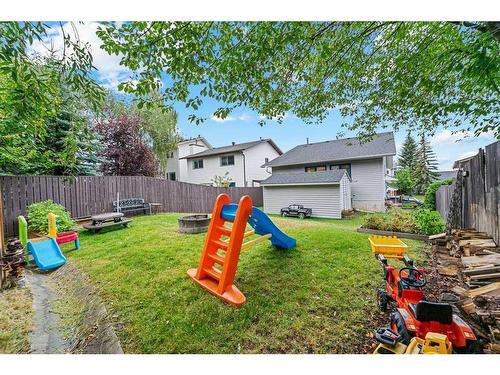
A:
[369,235,408,259]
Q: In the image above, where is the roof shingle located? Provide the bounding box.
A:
[261,170,346,185]
[266,132,396,167]
[180,139,282,159]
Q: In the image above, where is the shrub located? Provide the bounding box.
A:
[363,209,418,233]
[424,179,453,210]
[27,200,75,235]
[412,209,445,235]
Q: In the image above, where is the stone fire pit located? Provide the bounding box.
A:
[178,214,210,234]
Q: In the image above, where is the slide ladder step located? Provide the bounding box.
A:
[211,238,229,250]
[203,267,221,281]
[207,252,225,264]
[215,225,232,236]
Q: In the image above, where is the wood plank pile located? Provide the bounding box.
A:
[430,229,500,353]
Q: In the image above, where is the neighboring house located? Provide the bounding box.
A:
[164,136,212,182]
[437,170,457,181]
[261,170,351,219]
[262,132,397,214]
[166,137,282,187]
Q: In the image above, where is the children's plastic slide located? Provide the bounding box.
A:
[221,204,296,249]
[27,238,67,271]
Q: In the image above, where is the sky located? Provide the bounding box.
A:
[34,22,497,171]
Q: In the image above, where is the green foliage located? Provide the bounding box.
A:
[414,134,439,194]
[97,21,500,139]
[412,209,445,235]
[398,132,418,170]
[0,22,105,176]
[424,179,454,210]
[390,167,415,195]
[211,172,233,187]
[27,200,75,234]
[363,209,418,233]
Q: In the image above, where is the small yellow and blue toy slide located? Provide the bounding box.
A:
[27,238,67,271]
[18,215,66,271]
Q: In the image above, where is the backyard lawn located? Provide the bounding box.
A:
[62,213,428,353]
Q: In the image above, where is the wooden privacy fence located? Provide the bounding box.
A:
[0,176,263,237]
[436,140,500,245]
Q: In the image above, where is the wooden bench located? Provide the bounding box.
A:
[113,198,151,215]
[83,212,131,233]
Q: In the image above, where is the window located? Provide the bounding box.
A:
[330,163,351,177]
[193,159,204,169]
[220,155,235,166]
[228,182,236,187]
[264,157,269,164]
[305,165,326,172]
[168,172,176,181]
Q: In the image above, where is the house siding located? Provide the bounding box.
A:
[242,142,280,186]
[263,185,342,219]
[184,153,246,186]
[271,157,385,212]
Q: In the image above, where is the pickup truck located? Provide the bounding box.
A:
[280,204,312,219]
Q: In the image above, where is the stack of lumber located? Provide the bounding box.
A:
[430,229,500,353]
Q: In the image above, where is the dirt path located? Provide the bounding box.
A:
[24,271,70,354]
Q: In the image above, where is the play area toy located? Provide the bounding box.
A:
[187,193,296,307]
[373,328,452,354]
[369,235,408,259]
[374,236,479,353]
[18,216,66,271]
[48,212,80,250]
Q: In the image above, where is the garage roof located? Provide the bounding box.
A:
[261,170,347,186]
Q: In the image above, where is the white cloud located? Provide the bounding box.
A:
[30,22,130,91]
[237,113,253,121]
[430,129,496,146]
[210,115,236,123]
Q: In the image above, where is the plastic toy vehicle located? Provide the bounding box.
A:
[280,204,312,219]
[376,253,480,353]
[373,328,452,354]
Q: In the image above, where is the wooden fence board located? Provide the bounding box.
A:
[436,141,499,245]
[0,175,263,237]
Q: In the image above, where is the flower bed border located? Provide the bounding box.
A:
[357,227,430,242]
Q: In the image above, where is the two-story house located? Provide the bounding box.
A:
[165,137,282,187]
[261,132,396,217]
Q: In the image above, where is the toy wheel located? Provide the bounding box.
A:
[390,311,413,345]
[299,213,305,219]
[282,212,287,217]
[377,289,388,311]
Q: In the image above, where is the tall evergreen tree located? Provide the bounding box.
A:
[398,131,418,170]
[414,134,439,194]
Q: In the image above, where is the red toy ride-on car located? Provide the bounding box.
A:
[377,254,480,353]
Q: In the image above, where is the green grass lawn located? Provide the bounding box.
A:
[63,213,428,353]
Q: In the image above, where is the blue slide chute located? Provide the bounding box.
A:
[221,204,296,250]
[27,238,67,271]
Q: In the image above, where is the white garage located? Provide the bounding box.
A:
[261,170,351,219]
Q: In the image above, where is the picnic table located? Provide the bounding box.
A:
[83,212,132,233]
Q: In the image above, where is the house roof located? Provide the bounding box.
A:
[178,136,212,148]
[180,139,282,159]
[437,170,457,180]
[453,154,477,169]
[265,132,396,167]
[261,170,347,186]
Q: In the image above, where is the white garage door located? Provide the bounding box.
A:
[263,185,341,219]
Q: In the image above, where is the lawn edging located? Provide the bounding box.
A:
[357,227,430,242]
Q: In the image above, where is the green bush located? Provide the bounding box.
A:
[424,179,453,210]
[412,209,445,235]
[363,209,418,234]
[27,200,75,235]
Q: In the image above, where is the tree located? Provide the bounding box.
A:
[211,172,233,187]
[94,113,158,176]
[414,134,439,194]
[398,131,418,171]
[390,167,415,196]
[0,22,105,175]
[97,22,500,139]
